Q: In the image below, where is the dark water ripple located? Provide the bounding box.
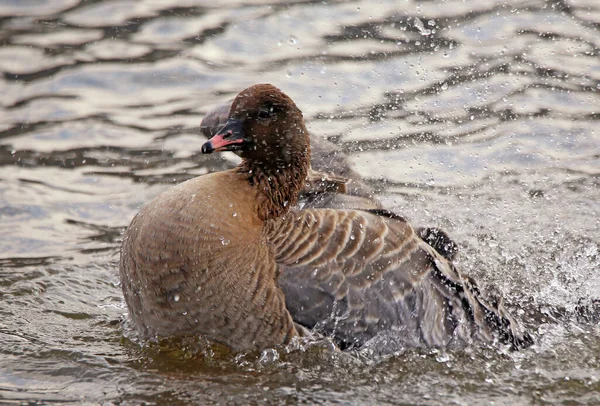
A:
[1,0,599,404]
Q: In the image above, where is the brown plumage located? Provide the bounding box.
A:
[120,84,532,352]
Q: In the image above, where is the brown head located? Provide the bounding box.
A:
[201,84,311,220]
[201,84,310,166]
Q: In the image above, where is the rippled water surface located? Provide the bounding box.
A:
[1,0,599,404]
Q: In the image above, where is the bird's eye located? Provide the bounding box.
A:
[258,107,272,119]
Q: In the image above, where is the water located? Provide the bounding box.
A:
[1,0,599,404]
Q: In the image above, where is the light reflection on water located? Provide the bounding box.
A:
[0,0,599,404]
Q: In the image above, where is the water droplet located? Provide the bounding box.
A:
[413,17,431,36]
[436,352,450,363]
[259,348,280,363]
[232,212,237,217]
[287,35,298,46]
[220,237,230,246]
[441,82,448,90]
[173,294,180,302]
[350,234,356,240]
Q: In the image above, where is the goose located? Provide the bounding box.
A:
[120,84,532,352]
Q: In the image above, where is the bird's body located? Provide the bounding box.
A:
[120,84,531,352]
[121,170,297,351]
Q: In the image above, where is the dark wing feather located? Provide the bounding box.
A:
[268,209,531,349]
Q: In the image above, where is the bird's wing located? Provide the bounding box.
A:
[267,208,531,349]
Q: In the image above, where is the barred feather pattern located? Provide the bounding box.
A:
[267,209,532,349]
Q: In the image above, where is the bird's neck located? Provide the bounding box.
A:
[237,149,310,221]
